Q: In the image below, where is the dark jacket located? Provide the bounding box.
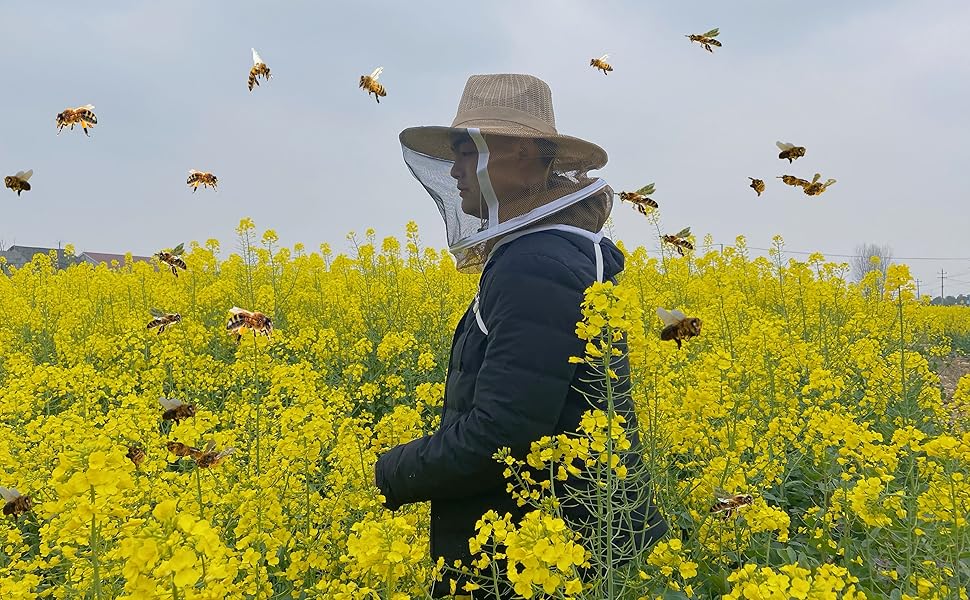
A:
[375,230,668,597]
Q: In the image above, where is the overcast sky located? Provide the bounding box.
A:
[2,1,969,294]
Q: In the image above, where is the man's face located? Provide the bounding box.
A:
[449,136,547,219]
[450,138,483,218]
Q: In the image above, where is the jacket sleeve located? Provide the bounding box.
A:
[375,252,588,510]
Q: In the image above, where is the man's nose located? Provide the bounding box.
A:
[450,160,461,180]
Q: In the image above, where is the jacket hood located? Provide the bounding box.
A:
[560,230,625,281]
[485,228,625,284]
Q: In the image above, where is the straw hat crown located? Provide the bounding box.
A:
[451,74,558,135]
[400,73,607,171]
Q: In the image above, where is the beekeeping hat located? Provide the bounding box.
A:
[400,73,614,273]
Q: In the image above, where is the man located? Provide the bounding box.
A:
[376,74,668,598]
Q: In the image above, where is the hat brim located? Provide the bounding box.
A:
[399,125,608,172]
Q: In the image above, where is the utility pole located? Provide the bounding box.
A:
[940,268,947,300]
[915,279,920,298]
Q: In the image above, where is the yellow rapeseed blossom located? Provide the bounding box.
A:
[0,223,967,598]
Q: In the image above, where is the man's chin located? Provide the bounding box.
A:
[460,200,482,219]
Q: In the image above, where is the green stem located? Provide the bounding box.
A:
[601,324,616,599]
[89,487,103,600]
[898,288,908,426]
[252,330,264,599]
[195,466,204,519]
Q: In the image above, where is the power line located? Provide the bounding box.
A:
[738,246,970,261]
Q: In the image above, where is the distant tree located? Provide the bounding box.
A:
[852,243,893,296]
[852,244,893,282]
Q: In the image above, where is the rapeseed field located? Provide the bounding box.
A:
[0,219,967,599]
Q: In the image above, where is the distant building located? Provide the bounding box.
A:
[0,245,155,274]
[78,251,154,269]
[0,245,80,271]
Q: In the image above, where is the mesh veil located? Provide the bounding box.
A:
[402,131,613,273]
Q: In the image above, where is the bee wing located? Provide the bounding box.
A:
[0,487,18,501]
[80,104,95,111]
[669,309,688,322]
[657,307,680,327]
[776,141,794,150]
[217,447,236,458]
[158,396,182,410]
[598,54,610,60]
[635,183,655,195]
[228,306,250,316]
[172,242,185,255]
[824,179,837,186]
[188,169,200,175]
[252,48,264,65]
[369,66,383,80]
[674,227,691,238]
[150,307,166,318]
[703,28,719,38]
[15,170,33,181]
[203,440,216,454]
[811,173,821,184]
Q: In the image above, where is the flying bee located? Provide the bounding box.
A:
[147,308,182,335]
[4,170,33,196]
[661,227,694,256]
[748,177,765,196]
[248,48,272,92]
[803,173,836,196]
[686,28,722,53]
[0,487,32,518]
[159,397,196,424]
[126,445,146,467]
[590,54,613,75]
[359,66,387,103]
[777,174,810,189]
[619,183,659,216]
[155,242,187,276]
[776,141,806,163]
[710,489,753,519]
[166,441,204,460]
[657,307,702,349]
[227,306,273,342]
[186,170,218,192]
[56,105,98,136]
[194,441,235,469]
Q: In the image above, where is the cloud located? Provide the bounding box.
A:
[1,1,968,292]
